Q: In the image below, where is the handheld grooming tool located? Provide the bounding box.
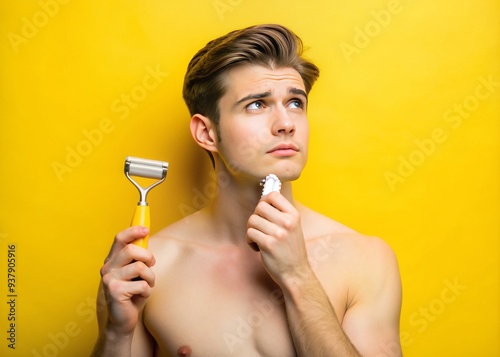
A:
[124,156,168,248]
[260,174,281,196]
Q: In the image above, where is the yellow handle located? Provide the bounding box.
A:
[131,205,150,248]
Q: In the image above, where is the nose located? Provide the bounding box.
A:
[271,106,295,135]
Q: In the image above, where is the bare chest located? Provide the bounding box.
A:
[144,272,295,357]
[144,237,349,357]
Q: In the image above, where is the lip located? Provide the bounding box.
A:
[267,143,299,156]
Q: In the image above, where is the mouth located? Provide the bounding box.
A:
[267,143,299,156]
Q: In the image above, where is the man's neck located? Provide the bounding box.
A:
[202,172,294,246]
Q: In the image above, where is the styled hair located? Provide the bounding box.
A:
[182,24,320,126]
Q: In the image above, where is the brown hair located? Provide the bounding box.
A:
[182,24,320,126]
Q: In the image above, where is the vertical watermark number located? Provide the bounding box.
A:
[6,243,17,350]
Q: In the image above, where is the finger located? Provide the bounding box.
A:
[128,280,154,299]
[246,226,260,251]
[102,261,155,292]
[259,191,292,212]
[248,212,277,237]
[103,273,154,300]
[116,244,155,269]
[253,200,280,224]
[256,197,300,234]
[247,200,284,252]
[118,261,156,287]
[101,244,155,277]
[106,226,150,261]
[246,226,272,252]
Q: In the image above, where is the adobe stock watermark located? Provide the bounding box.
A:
[51,64,169,182]
[5,238,17,351]
[7,0,71,54]
[31,296,100,357]
[384,74,499,192]
[399,277,467,349]
[222,235,339,353]
[213,0,243,21]
[339,0,406,64]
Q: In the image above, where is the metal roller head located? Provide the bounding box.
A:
[125,156,168,179]
[124,156,169,205]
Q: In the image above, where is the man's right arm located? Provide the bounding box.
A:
[90,226,156,357]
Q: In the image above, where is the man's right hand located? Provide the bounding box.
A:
[98,226,156,336]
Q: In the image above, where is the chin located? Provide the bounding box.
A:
[278,171,302,182]
[264,162,304,182]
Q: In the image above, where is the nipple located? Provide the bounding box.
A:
[177,345,192,357]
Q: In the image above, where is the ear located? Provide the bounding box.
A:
[190,114,218,153]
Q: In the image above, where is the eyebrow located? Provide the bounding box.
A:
[235,88,308,107]
[289,88,308,100]
[235,91,272,107]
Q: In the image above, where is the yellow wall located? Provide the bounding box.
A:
[1,1,498,356]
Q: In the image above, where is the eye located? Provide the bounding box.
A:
[288,99,304,109]
[246,101,264,110]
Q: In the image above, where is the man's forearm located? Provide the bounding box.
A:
[90,327,133,357]
[282,270,360,357]
[90,284,133,357]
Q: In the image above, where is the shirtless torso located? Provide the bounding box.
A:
[135,203,396,357]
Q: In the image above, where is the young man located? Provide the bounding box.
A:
[92,24,402,357]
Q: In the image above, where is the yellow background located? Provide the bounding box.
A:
[1,1,498,356]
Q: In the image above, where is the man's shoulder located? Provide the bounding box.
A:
[152,207,210,239]
[299,203,397,267]
[147,210,208,262]
[298,203,361,242]
[300,205,401,318]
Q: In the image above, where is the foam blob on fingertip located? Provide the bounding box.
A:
[260,174,281,197]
